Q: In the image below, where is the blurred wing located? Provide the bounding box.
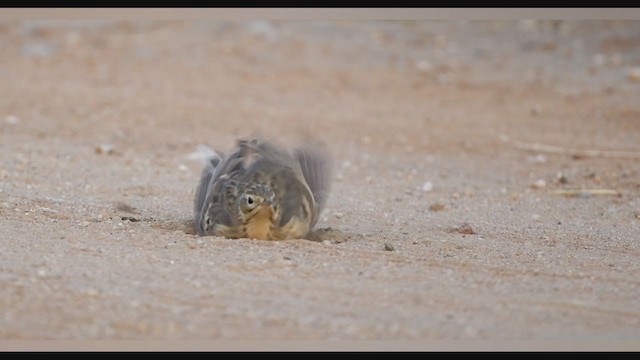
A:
[196,144,223,168]
[294,143,332,222]
[194,148,222,222]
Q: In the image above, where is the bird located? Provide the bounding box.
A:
[193,137,332,241]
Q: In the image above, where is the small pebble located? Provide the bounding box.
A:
[5,115,20,125]
[421,181,433,192]
[627,67,640,82]
[528,154,547,164]
[429,203,445,212]
[530,179,546,189]
[95,144,115,155]
[556,173,569,184]
[415,60,432,73]
[452,223,475,235]
[384,243,395,251]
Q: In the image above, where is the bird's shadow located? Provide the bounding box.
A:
[178,219,347,243]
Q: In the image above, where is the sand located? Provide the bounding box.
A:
[1,19,639,349]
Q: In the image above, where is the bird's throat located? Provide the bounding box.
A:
[246,206,273,240]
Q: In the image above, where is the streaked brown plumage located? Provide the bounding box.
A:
[194,137,331,240]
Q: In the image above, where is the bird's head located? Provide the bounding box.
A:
[237,183,278,222]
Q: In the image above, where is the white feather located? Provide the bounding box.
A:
[186,144,222,166]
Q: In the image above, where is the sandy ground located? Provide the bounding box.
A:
[1,20,640,349]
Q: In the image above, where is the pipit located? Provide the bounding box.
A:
[194,137,331,240]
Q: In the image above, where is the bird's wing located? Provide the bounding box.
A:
[194,157,216,221]
[193,144,225,222]
[294,143,332,224]
[249,137,332,227]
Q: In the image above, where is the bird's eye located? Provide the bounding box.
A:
[246,196,254,205]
